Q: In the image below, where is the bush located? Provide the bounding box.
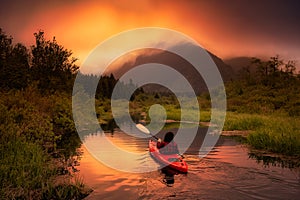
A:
[0,86,84,199]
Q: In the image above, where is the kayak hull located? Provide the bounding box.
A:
[149,140,188,173]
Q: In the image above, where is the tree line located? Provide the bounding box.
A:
[0,28,143,99]
[0,28,78,93]
[76,72,144,100]
[226,55,300,116]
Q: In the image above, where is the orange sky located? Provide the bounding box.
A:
[1,0,300,66]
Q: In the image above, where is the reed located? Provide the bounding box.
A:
[0,137,52,199]
[0,88,89,199]
[247,116,300,156]
[223,112,265,131]
[222,112,300,156]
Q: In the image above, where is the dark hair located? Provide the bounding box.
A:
[164,132,174,143]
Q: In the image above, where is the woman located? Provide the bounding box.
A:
[157,132,179,155]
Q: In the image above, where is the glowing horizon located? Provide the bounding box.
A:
[1,0,300,69]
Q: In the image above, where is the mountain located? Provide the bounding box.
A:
[105,47,235,94]
[207,52,236,80]
[224,57,256,74]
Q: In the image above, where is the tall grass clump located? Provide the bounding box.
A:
[42,176,90,200]
[247,117,300,156]
[223,112,265,131]
[0,138,54,199]
[0,88,90,199]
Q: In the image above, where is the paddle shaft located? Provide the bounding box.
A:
[136,123,184,157]
[150,134,159,140]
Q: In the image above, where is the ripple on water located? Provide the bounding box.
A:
[79,130,300,200]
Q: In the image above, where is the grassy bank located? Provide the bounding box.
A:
[247,116,300,156]
[0,87,90,199]
[0,138,89,199]
[223,112,300,156]
[95,89,300,157]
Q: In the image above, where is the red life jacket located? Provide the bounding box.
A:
[157,141,179,155]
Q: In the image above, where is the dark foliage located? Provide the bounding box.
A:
[76,72,144,100]
[0,29,78,93]
[226,55,300,115]
[0,29,30,89]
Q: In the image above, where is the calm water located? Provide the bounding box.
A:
[77,127,300,200]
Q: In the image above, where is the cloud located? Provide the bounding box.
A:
[1,0,300,68]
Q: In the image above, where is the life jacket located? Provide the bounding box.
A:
[157,141,179,155]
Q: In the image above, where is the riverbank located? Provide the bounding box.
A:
[0,88,91,199]
[222,112,300,157]
[98,103,300,158]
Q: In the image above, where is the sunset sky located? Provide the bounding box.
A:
[1,0,300,67]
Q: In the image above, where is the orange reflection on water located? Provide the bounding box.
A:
[77,143,145,199]
[77,131,300,199]
[81,131,156,173]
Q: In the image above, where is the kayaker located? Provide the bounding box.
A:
[157,132,179,155]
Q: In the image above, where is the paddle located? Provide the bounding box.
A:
[136,123,159,140]
[135,123,184,158]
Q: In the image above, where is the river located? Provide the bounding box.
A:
[77,127,300,200]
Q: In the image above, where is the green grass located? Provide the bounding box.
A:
[223,112,265,131]
[0,88,89,199]
[42,176,91,200]
[163,108,300,157]
[96,94,300,157]
[0,137,53,199]
[200,110,211,122]
[0,137,90,199]
[247,116,300,156]
[223,112,300,156]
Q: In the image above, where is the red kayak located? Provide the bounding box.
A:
[149,140,188,173]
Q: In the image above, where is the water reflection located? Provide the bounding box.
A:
[78,126,300,199]
[161,167,176,186]
[160,166,188,187]
[248,152,300,168]
[100,118,117,134]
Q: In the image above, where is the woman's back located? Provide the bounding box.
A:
[157,132,179,154]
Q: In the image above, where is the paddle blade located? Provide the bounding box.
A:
[136,123,150,134]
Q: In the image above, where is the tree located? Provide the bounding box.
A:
[0,28,12,64]
[284,60,296,75]
[31,30,78,93]
[0,29,13,89]
[0,29,30,89]
[253,56,289,87]
[268,55,283,74]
